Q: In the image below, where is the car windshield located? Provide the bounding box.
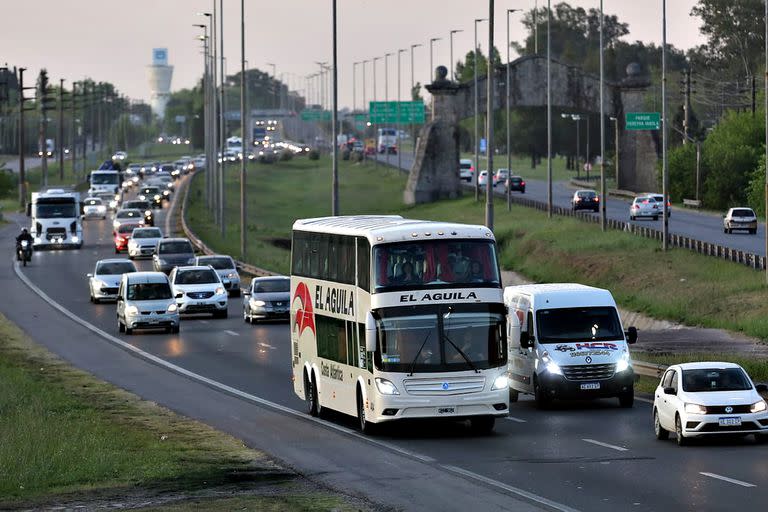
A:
[536,307,623,343]
[96,262,135,275]
[159,241,193,254]
[133,229,161,239]
[127,282,172,300]
[374,240,500,291]
[682,368,752,392]
[175,269,219,284]
[252,279,289,293]
[374,304,506,372]
[199,257,234,270]
[733,209,754,217]
[117,224,140,234]
[578,191,595,198]
[85,198,102,205]
[117,210,141,219]
[34,203,78,218]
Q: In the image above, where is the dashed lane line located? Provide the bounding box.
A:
[700,472,756,488]
[582,438,628,452]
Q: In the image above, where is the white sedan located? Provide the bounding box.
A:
[87,258,137,303]
[653,362,768,446]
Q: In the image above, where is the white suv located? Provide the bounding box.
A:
[170,266,229,318]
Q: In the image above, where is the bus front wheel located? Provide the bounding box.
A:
[305,372,319,417]
[357,388,376,435]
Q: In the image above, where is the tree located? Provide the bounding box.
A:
[454,45,501,83]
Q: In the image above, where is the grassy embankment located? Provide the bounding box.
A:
[0,311,359,510]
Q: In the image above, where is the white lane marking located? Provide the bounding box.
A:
[504,416,527,423]
[700,472,756,488]
[582,439,628,452]
[258,342,276,350]
[224,330,239,337]
[442,465,580,512]
[635,396,654,404]
[199,320,209,324]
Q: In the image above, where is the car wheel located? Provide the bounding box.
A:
[231,289,241,298]
[723,227,728,234]
[534,377,550,409]
[675,414,689,446]
[618,389,634,408]
[243,307,250,323]
[215,309,228,319]
[117,318,125,333]
[594,207,599,213]
[755,433,768,444]
[521,189,525,194]
[469,416,496,435]
[114,247,119,254]
[357,388,376,434]
[654,409,669,440]
[93,296,100,304]
[509,388,519,403]
[125,325,133,335]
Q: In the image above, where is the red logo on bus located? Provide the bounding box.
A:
[292,282,316,336]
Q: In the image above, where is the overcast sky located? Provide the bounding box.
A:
[2,0,704,110]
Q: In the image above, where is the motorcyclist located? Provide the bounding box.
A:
[16,228,34,260]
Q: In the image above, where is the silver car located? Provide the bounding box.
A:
[195,254,241,297]
[88,258,137,303]
[127,226,163,259]
[117,272,179,334]
[112,208,145,231]
[83,197,107,219]
[243,276,290,323]
[629,196,661,221]
[723,207,758,234]
[170,266,229,318]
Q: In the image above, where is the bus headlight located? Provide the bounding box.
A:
[491,374,509,390]
[375,378,400,395]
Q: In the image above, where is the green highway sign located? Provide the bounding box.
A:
[369,101,425,124]
[300,109,331,121]
[354,114,368,130]
[625,112,660,130]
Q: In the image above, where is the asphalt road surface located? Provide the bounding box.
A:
[2,176,767,511]
[377,151,768,256]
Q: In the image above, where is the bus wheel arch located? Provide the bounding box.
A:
[356,382,375,435]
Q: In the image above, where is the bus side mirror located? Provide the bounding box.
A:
[365,312,377,353]
[625,326,638,345]
[520,331,534,349]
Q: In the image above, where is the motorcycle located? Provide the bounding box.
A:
[17,240,32,266]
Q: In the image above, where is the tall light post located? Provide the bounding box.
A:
[219,0,225,237]
[474,18,487,202]
[486,1,495,230]
[610,116,619,187]
[599,0,606,231]
[239,0,247,258]
[331,0,339,216]
[450,29,463,81]
[373,56,380,166]
[506,9,520,212]
[198,10,215,219]
[362,60,369,114]
[194,23,210,209]
[353,61,360,112]
[561,113,582,176]
[410,43,422,156]
[267,62,277,108]
[764,0,768,282]
[410,43,422,92]
[384,52,392,165]
[397,48,406,172]
[661,0,669,250]
[546,0,552,217]
[429,37,441,121]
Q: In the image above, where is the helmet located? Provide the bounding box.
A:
[21,227,29,235]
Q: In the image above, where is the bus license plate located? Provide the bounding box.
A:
[719,417,742,427]
[437,407,456,415]
[580,382,600,390]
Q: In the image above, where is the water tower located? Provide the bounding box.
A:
[146,48,173,119]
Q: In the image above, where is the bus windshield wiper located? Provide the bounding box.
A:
[408,330,433,377]
[444,334,480,373]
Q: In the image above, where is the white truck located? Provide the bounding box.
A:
[88,170,122,197]
[27,188,83,249]
[377,128,397,154]
[504,283,637,408]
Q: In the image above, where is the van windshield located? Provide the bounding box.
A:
[536,307,623,343]
[127,282,172,300]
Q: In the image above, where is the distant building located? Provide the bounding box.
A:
[146,48,173,119]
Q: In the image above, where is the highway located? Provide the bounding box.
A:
[376,151,768,256]
[1,177,766,511]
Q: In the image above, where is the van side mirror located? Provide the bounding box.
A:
[625,326,638,344]
[520,331,534,349]
[116,296,123,302]
[365,312,377,352]
[756,383,768,393]
[663,386,676,395]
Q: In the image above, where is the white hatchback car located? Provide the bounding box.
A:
[723,207,758,235]
[88,258,137,303]
[127,226,163,259]
[653,362,768,446]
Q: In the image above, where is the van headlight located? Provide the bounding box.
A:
[375,378,400,395]
[167,304,178,313]
[684,403,707,415]
[545,362,563,375]
[751,400,767,413]
[615,359,631,373]
[125,305,139,316]
[491,374,509,390]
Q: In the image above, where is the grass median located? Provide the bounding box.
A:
[0,312,361,510]
[186,155,768,341]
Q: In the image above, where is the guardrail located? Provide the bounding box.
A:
[178,171,275,278]
[633,360,666,379]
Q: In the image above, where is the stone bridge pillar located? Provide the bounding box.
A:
[404,66,465,205]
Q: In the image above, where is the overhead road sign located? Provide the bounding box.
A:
[369,101,425,124]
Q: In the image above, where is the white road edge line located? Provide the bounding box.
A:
[700,472,756,488]
[582,438,628,452]
[224,330,239,337]
[442,465,580,512]
[504,416,527,423]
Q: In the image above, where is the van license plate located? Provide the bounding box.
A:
[580,382,600,390]
[718,417,742,427]
[437,407,456,415]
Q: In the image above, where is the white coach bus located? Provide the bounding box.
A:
[290,215,509,434]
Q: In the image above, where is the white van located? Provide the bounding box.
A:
[504,283,637,408]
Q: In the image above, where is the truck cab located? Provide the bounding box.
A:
[504,283,637,408]
[27,188,83,249]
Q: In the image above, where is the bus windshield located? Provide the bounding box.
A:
[374,304,506,372]
[373,240,500,292]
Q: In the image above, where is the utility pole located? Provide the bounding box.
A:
[331,0,339,215]
[610,116,619,188]
[18,67,31,208]
[38,70,50,188]
[507,9,520,212]
[486,0,495,231]
[219,0,226,237]
[71,82,77,178]
[82,81,87,176]
[546,0,552,217]
[352,62,359,112]
[398,48,405,172]
[599,0,606,231]
[384,52,391,167]
[764,0,768,283]
[58,78,65,180]
[240,0,247,258]
[682,69,690,145]
[661,0,669,251]
[474,18,486,202]
[450,29,463,81]
[429,38,440,121]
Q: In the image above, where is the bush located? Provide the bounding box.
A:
[0,170,17,198]
[279,150,293,162]
[308,149,320,161]
[341,149,351,161]
[350,151,364,163]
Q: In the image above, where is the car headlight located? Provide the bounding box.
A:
[139,195,146,200]
[615,358,631,373]
[374,377,400,395]
[251,299,266,307]
[167,303,178,313]
[491,374,509,390]
[114,194,121,201]
[163,190,171,196]
[125,305,139,316]
[215,287,226,295]
[93,279,107,289]
[545,361,563,375]
[751,400,767,413]
[109,200,118,208]
[226,272,237,279]
[145,210,152,217]
[684,403,707,415]
[154,194,161,200]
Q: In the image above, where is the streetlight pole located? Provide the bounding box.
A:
[546,0,552,217]
[268,62,277,108]
[331,0,339,216]
[661,0,669,250]
[239,0,247,259]
[410,44,422,156]
[58,78,65,181]
[362,60,369,114]
[486,0,495,230]
[373,56,380,166]
[507,9,520,212]
[599,0,606,231]
[385,52,392,166]
[474,18,486,202]
[450,29,463,81]
[429,37,440,121]
[353,61,359,112]
[18,67,26,209]
[398,48,406,172]
[219,0,226,236]
[764,0,768,281]
[610,116,619,187]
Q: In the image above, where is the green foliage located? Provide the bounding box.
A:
[308,149,320,161]
[0,171,17,198]
[746,156,766,217]
[665,143,698,202]
[454,46,502,83]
